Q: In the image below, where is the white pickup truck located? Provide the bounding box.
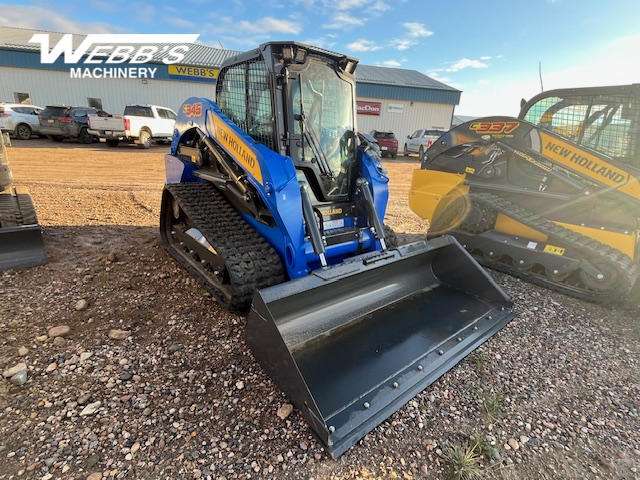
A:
[87,104,177,148]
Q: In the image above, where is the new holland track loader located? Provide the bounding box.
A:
[160,42,516,457]
[0,130,46,271]
[410,84,640,303]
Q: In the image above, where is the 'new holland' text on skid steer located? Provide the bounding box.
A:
[160,42,516,457]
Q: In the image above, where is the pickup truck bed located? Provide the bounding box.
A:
[88,104,177,148]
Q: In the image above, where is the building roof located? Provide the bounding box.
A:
[356,64,458,93]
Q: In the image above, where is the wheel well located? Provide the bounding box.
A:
[14,122,32,135]
[140,127,152,135]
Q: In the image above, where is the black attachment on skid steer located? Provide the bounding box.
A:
[0,129,47,272]
[0,223,47,271]
[246,235,515,458]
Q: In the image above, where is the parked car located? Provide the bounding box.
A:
[0,103,44,140]
[370,130,398,158]
[87,104,177,148]
[403,128,445,159]
[39,106,105,144]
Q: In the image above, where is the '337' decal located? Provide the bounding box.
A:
[470,121,519,134]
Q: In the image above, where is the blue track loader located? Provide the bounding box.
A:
[160,42,516,457]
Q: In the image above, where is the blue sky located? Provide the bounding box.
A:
[1,0,639,117]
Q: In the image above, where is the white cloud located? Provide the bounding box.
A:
[427,71,452,84]
[346,39,382,52]
[236,16,302,34]
[166,18,198,30]
[302,36,337,50]
[380,59,402,67]
[403,22,433,38]
[388,23,433,51]
[293,0,316,8]
[446,58,489,72]
[0,5,115,33]
[330,0,369,10]
[322,12,365,29]
[389,38,415,51]
[89,0,119,13]
[369,0,391,12]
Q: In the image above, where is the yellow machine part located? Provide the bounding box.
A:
[409,170,468,223]
[409,168,637,260]
[494,214,637,260]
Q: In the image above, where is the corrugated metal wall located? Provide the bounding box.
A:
[357,83,460,105]
[356,97,453,153]
[0,66,216,114]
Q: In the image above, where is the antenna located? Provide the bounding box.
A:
[539,61,544,92]
[218,40,225,50]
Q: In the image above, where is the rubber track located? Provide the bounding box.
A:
[451,192,637,303]
[0,188,38,227]
[163,182,285,310]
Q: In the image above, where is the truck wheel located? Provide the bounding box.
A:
[78,128,94,144]
[403,144,408,156]
[418,146,425,161]
[48,135,64,142]
[15,123,32,140]
[105,139,119,147]
[139,130,152,149]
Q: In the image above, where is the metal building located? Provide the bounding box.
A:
[0,27,461,143]
[355,65,460,144]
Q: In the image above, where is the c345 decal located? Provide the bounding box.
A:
[183,102,202,117]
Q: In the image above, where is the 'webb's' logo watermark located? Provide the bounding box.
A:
[28,34,200,79]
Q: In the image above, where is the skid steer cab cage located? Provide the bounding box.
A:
[246,234,515,458]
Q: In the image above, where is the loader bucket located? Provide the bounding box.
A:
[246,235,515,458]
[0,224,47,272]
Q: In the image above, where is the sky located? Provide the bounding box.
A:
[1,0,639,117]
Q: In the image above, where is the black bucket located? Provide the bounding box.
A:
[246,234,515,458]
[0,224,47,272]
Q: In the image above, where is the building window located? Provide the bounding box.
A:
[14,92,31,104]
[88,98,103,110]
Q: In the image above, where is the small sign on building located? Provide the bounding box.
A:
[388,103,404,114]
[357,101,381,116]
[168,65,219,82]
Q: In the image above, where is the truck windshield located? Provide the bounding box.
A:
[291,59,355,198]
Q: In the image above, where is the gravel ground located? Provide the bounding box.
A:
[0,140,639,480]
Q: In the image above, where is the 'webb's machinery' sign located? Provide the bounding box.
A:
[357,101,381,115]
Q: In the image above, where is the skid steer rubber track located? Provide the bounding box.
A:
[430,192,638,303]
[0,186,47,271]
[160,182,284,310]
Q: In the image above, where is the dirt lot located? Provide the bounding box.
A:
[0,139,639,480]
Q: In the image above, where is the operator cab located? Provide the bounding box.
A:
[216,42,359,203]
